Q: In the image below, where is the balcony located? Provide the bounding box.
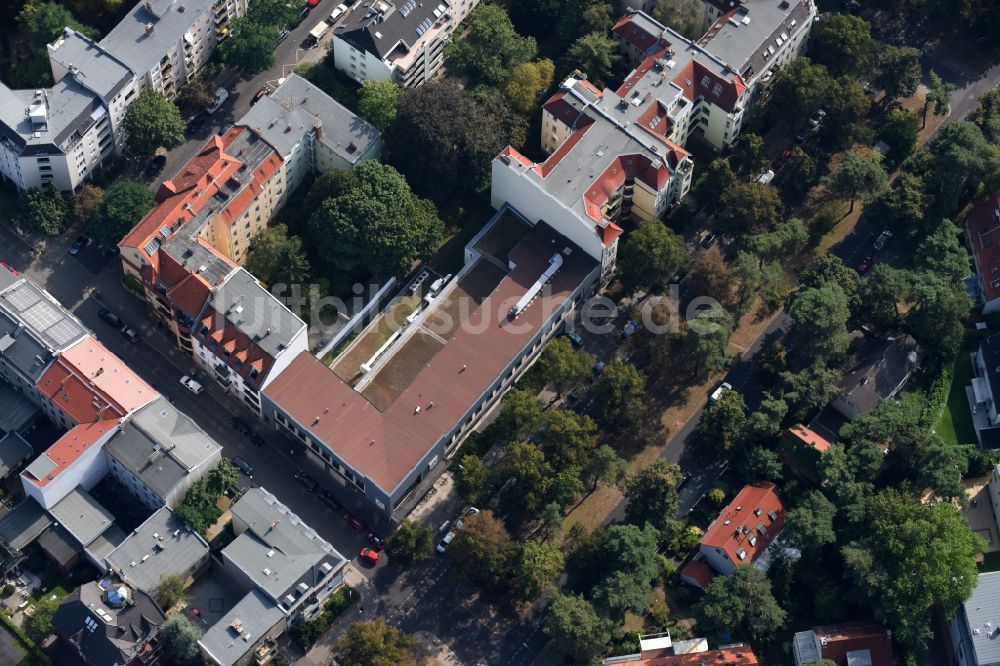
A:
[254,640,278,666]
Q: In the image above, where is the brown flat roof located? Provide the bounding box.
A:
[264,223,597,494]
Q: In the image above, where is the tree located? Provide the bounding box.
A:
[842,490,985,647]
[176,79,215,116]
[335,618,422,666]
[245,224,312,287]
[787,490,836,553]
[867,172,927,237]
[650,0,702,38]
[454,453,491,505]
[124,89,185,155]
[592,361,646,428]
[511,541,564,601]
[306,161,443,280]
[17,1,97,56]
[540,501,565,538]
[159,616,202,666]
[697,390,747,454]
[746,393,789,441]
[875,46,922,102]
[447,510,515,588]
[857,264,911,331]
[385,519,434,566]
[781,147,818,204]
[23,594,59,643]
[786,283,851,365]
[695,161,737,215]
[810,14,876,77]
[717,181,782,234]
[618,218,690,293]
[539,409,597,469]
[624,461,681,533]
[736,446,783,483]
[91,181,155,249]
[589,524,661,621]
[906,273,971,356]
[687,246,736,308]
[385,80,526,199]
[824,147,888,213]
[585,444,626,491]
[504,59,555,114]
[445,4,537,85]
[914,223,970,283]
[697,566,787,644]
[544,594,612,665]
[156,574,187,610]
[565,32,620,88]
[357,80,401,131]
[918,121,999,215]
[555,0,613,45]
[537,336,595,396]
[779,361,842,423]
[744,219,807,264]
[246,0,299,29]
[923,70,954,129]
[220,17,277,74]
[26,186,67,235]
[490,389,544,445]
[768,58,834,130]
[72,184,103,227]
[681,307,734,378]
[880,109,920,164]
[800,255,860,314]
[730,133,768,179]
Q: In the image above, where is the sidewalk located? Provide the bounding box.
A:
[295,566,379,666]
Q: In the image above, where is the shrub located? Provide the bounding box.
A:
[707,487,726,507]
[920,358,955,430]
[289,586,357,649]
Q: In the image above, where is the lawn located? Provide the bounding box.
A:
[936,344,977,447]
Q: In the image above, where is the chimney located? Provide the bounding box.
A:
[314,122,322,140]
[145,22,154,33]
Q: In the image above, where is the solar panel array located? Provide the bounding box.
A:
[399,0,416,16]
[416,16,433,35]
[1,283,85,349]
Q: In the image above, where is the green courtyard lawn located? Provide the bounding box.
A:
[935,342,977,447]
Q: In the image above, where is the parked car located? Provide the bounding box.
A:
[179,375,204,394]
[359,547,380,565]
[295,472,318,492]
[292,6,310,26]
[794,127,814,144]
[319,490,342,511]
[564,330,584,348]
[0,260,17,276]
[756,169,775,186]
[675,470,691,489]
[873,230,893,251]
[230,416,252,434]
[329,3,347,22]
[144,155,167,179]
[809,108,827,127]
[218,123,233,136]
[251,87,269,106]
[436,531,456,554]
[455,507,480,530]
[305,0,319,6]
[206,87,229,114]
[98,308,123,327]
[345,512,366,533]
[710,382,732,403]
[232,456,254,478]
[120,325,139,343]
[249,432,266,447]
[700,233,718,250]
[275,28,289,45]
[772,148,793,170]
[855,256,874,275]
[592,360,606,375]
[68,235,90,256]
[367,532,385,551]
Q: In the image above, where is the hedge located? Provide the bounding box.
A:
[920,360,954,431]
[0,611,53,666]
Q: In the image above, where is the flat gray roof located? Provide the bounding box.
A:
[0,497,52,550]
[38,523,80,567]
[960,571,1000,665]
[225,488,345,605]
[47,29,134,102]
[0,432,33,479]
[0,382,38,432]
[106,507,209,593]
[49,487,115,548]
[86,523,127,565]
[242,74,381,167]
[100,0,213,78]
[103,397,222,502]
[198,589,284,666]
[0,77,104,152]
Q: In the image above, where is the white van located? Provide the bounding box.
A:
[308,20,330,45]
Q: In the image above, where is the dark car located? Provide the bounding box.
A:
[232,456,254,478]
[700,234,717,250]
[275,28,289,45]
[68,235,90,256]
[251,87,269,106]
[144,155,167,179]
[292,6,310,26]
[345,512,366,533]
[98,308,123,327]
[320,490,342,511]
[120,325,139,343]
[230,416,252,435]
[564,330,583,348]
[249,431,266,447]
[295,472,318,492]
[218,123,234,136]
[367,532,385,551]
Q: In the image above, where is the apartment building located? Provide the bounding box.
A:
[332,0,480,87]
[262,207,599,519]
[0,0,246,193]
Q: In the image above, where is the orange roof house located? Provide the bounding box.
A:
[780,423,832,483]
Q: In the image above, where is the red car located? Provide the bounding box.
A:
[772,148,793,170]
[345,512,365,533]
[855,256,874,275]
[360,547,379,565]
[367,532,385,551]
[306,0,320,6]
[0,260,17,276]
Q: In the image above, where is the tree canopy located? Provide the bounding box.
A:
[786,283,851,365]
[824,147,888,213]
[17,1,97,57]
[445,4,537,85]
[697,565,787,644]
[504,59,555,114]
[159,616,202,666]
[544,594,611,664]
[592,361,646,428]
[124,89,185,155]
[536,336,595,396]
[385,519,435,566]
[650,0,702,38]
[565,32,620,88]
[810,14,876,77]
[875,46,922,102]
[624,460,681,533]
[245,224,312,287]
[220,17,277,74]
[91,181,155,249]
[335,619,423,666]
[358,80,402,131]
[617,218,690,293]
[26,186,68,235]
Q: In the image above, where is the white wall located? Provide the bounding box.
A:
[332,37,393,85]
[22,426,116,510]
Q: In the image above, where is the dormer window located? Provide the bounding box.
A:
[209,340,218,350]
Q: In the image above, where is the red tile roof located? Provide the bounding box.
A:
[680,559,716,590]
[966,195,1000,303]
[613,13,662,54]
[582,154,670,222]
[606,645,758,666]
[786,423,830,453]
[536,124,594,178]
[195,311,273,387]
[670,60,746,113]
[810,622,894,666]
[700,483,786,566]
[22,419,119,487]
[36,337,157,424]
[264,223,597,494]
[542,91,594,129]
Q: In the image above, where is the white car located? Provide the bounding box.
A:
[710,382,732,403]
[436,531,456,554]
[455,507,480,530]
[756,169,775,186]
[873,230,893,251]
[179,375,204,395]
[329,3,347,22]
[206,87,229,114]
